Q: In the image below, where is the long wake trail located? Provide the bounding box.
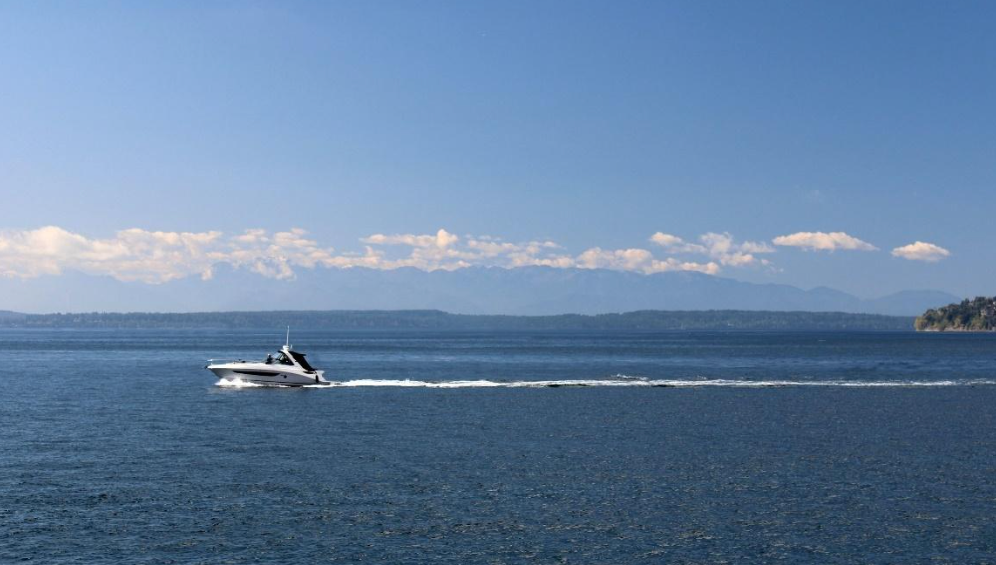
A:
[216,377,996,389]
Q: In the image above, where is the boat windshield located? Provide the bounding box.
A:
[287,350,316,372]
[275,352,294,366]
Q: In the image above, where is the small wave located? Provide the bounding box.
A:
[611,374,649,381]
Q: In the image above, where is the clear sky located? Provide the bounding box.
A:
[0,1,993,298]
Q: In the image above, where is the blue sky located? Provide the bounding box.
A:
[0,1,993,298]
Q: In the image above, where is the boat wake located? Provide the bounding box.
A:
[215,378,265,388]
[216,376,996,389]
[309,377,996,388]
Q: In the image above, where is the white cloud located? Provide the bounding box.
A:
[698,232,774,266]
[772,231,877,252]
[0,226,336,283]
[351,230,571,271]
[0,225,923,284]
[649,232,682,247]
[361,228,459,249]
[576,247,719,275]
[648,232,707,254]
[891,241,950,262]
[739,240,777,254]
[649,232,702,252]
[577,247,654,272]
[652,257,721,275]
[649,231,774,267]
[0,225,736,281]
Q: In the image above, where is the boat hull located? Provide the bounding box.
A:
[208,364,330,386]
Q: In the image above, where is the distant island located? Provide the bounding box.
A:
[0,309,914,331]
[915,297,996,331]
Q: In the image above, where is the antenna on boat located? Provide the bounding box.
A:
[285,326,290,349]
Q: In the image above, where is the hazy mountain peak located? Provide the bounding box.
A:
[0,267,960,316]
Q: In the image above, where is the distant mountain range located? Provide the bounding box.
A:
[0,265,961,316]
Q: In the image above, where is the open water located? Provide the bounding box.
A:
[2,329,996,563]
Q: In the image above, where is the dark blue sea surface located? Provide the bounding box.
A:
[3,329,996,563]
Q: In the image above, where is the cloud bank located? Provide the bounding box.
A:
[0,226,943,284]
[891,241,950,262]
[0,226,338,283]
[0,226,757,282]
[576,247,719,275]
[651,232,775,267]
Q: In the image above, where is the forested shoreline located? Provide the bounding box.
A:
[0,309,914,331]
[915,298,996,331]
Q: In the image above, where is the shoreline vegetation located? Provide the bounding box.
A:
[915,297,996,331]
[0,309,914,331]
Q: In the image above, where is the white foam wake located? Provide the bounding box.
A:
[215,376,996,389]
[215,378,264,388]
[293,378,996,389]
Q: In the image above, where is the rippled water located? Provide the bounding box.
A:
[3,329,996,563]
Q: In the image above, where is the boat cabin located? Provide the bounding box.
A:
[265,347,317,374]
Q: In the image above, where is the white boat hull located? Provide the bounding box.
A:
[208,363,330,386]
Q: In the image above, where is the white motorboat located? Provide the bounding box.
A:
[206,329,331,386]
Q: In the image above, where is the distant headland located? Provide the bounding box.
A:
[0,309,914,331]
[915,297,996,331]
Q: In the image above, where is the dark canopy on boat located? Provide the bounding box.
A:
[287,350,316,373]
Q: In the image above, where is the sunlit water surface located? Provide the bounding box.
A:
[2,329,996,563]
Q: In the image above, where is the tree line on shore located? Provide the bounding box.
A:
[915,297,996,331]
[0,309,915,331]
